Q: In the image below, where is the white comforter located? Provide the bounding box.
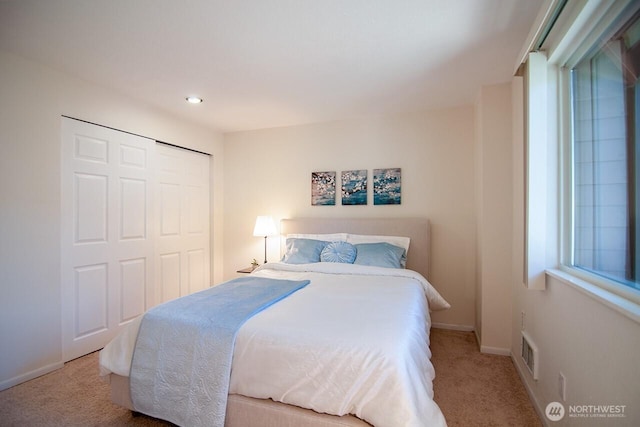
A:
[100,262,449,427]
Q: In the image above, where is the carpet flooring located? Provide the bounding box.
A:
[0,329,540,426]
[430,330,541,426]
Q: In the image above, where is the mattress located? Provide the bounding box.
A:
[100,261,449,426]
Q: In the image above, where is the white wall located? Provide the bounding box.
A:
[510,77,640,425]
[0,50,224,389]
[223,108,477,328]
[474,83,514,354]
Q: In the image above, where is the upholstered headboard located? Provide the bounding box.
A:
[280,218,431,279]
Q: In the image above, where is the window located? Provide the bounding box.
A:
[569,11,640,291]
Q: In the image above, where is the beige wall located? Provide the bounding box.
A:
[513,273,640,424]
[223,108,477,329]
[473,86,484,343]
[0,50,224,389]
[474,83,514,354]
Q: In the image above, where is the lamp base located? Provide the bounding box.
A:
[263,236,268,264]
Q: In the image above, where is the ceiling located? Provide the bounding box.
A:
[0,0,542,133]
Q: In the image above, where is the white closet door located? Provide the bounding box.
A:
[61,120,211,361]
[61,118,154,361]
[155,143,210,302]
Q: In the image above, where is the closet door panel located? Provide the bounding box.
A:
[120,178,147,240]
[73,263,108,338]
[155,143,210,300]
[187,248,206,294]
[61,118,154,362]
[74,173,108,243]
[120,258,147,323]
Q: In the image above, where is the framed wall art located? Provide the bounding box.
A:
[341,169,367,205]
[311,171,336,206]
[373,168,401,205]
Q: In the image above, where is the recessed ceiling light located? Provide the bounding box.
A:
[186,96,203,104]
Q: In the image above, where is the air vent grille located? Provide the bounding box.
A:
[521,331,539,380]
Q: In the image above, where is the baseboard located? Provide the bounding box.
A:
[480,345,511,356]
[468,328,510,356]
[0,361,63,391]
[511,352,548,426]
[431,322,475,332]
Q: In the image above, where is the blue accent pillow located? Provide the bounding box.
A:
[282,238,327,264]
[353,242,406,268]
[320,241,357,263]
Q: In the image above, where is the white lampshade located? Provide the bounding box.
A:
[253,216,277,237]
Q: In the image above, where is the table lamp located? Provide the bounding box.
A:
[253,216,277,264]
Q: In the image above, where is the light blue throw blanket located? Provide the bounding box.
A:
[129,276,310,427]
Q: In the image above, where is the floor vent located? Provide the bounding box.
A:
[521,331,539,380]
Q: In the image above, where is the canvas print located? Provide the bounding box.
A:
[373,168,401,205]
[311,171,336,206]
[341,170,367,205]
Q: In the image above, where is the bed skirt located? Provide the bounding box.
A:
[107,374,371,427]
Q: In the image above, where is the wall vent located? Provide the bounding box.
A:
[521,331,539,380]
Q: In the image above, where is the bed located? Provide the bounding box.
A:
[99,218,450,427]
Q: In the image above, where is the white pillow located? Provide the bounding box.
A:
[286,233,348,242]
[345,234,410,254]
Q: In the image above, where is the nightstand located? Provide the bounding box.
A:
[236,266,256,274]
